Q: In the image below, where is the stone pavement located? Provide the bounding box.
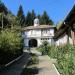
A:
[31,48,60,75]
[0,51,30,75]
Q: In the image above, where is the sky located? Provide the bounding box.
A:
[2,0,75,24]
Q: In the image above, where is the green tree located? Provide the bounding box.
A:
[0,1,9,28]
[0,0,8,15]
[6,11,16,28]
[37,14,41,24]
[0,12,10,28]
[17,5,25,27]
[0,28,23,64]
[40,11,53,25]
[25,11,32,26]
[31,10,36,25]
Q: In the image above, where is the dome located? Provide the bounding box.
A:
[34,18,40,26]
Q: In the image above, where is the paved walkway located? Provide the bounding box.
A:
[31,48,59,75]
[0,48,60,75]
[0,52,30,75]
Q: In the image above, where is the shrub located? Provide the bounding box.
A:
[48,45,58,58]
[55,45,75,75]
[37,41,49,55]
[0,29,23,64]
[37,44,75,75]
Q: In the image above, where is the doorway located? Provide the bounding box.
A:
[29,39,37,47]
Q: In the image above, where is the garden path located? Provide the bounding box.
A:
[31,48,60,75]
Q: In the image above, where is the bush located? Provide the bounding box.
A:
[37,44,75,75]
[37,41,49,55]
[47,45,58,58]
[56,45,75,75]
[0,29,23,64]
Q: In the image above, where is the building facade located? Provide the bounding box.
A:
[22,18,55,47]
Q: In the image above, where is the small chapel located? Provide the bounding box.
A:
[22,18,55,47]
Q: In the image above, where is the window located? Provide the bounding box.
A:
[41,38,49,40]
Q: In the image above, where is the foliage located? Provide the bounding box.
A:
[17,5,25,27]
[37,41,49,55]
[31,10,36,25]
[0,13,9,28]
[56,45,75,75]
[0,28,23,64]
[25,10,36,26]
[40,11,53,25]
[25,10,54,26]
[47,45,58,58]
[25,11,33,26]
[37,44,75,75]
[29,53,39,64]
[0,1,8,15]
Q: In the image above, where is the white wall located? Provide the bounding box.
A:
[24,38,29,47]
[69,37,73,45]
[24,28,54,38]
[37,38,42,47]
[55,35,68,46]
[25,29,41,38]
[55,35,73,46]
[23,28,55,47]
[41,28,54,37]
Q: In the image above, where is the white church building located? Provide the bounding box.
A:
[22,18,55,47]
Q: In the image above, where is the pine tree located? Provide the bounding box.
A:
[17,5,25,27]
[25,11,32,26]
[40,11,53,25]
[31,10,36,25]
[0,1,8,28]
[0,0,8,15]
[37,14,41,24]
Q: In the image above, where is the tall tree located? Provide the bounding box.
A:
[0,0,8,15]
[7,11,16,28]
[37,14,41,24]
[0,0,9,28]
[17,5,25,27]
[25,11,32,26]
[31,10,36,25]
[40,11,53,25]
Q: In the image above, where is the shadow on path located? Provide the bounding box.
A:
[20,52,39,75]
[0,52,30,75]
[21,67,39,75]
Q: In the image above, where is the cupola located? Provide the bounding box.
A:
[34,18,40,27]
